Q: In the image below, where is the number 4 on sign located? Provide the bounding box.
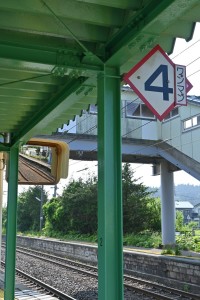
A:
[144,64,173,101]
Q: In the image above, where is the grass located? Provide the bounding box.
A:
[19,230,162,248]
[195,229,200,235]
[19,230,98,244]
[0,290,4,299]
[17,229,200,252]
[161,246,182,256]
[123,232,162,248]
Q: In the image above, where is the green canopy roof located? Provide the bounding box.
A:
[0,0,199,145]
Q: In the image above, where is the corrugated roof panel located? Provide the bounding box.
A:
[0,0,199,145]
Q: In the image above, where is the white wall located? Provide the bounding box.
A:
[160,102,200,162]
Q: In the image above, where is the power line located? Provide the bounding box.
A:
[60,95,140,135]
[171,39,200,60]
[186,56,200,68]
[187,69,200,78]
[68,104,175,170]
[71,122,200,175]
[68,95,141,167]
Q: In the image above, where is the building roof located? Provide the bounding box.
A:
[175,201,194,209]
[0,1,200,146]
[187,95,200,106]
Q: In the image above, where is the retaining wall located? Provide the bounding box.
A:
[124,249,200,286]
[14,236,200,290]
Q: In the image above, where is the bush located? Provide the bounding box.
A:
[161,248,174,255]
[176,233,200,252]
[161,246,181,256]
[123,232,161,248]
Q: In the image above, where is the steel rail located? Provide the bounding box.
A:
[8,245,200,300]
[18,155,54,184]
[1,261,76,300]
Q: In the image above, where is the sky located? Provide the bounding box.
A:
[2,23,200,204]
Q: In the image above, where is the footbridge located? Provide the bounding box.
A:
[38,132,200,180]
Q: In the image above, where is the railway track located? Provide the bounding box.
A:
[1,261,76,300]
[18,155,54,184]
[5,245,199,300]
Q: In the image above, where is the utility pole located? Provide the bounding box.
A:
[40,186,44,231]
[35,185,44,231]
[53,184,57,197]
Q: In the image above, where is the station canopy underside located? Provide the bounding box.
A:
[0,0,200,147]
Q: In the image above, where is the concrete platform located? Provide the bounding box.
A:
[0,272,58,299]
[124,246,200,259]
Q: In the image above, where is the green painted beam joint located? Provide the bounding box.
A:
[105,0,176,61]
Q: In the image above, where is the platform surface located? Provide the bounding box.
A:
[0,272,58,299]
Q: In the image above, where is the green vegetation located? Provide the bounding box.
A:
[176,210,184,232]
[122,163,161,233]
[123,232,161,248]
[176,233,200,252]
[17,186,48,232]
[161,248,174,255]
[42,163,161,236]
[161,246,181,256]
[43,175,98,235]
[2,163,200,253]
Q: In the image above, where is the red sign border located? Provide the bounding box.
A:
[186,78,193,94]
[124,44,175,121]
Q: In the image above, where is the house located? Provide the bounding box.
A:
[175,201,194,224]
[193,203,200,227]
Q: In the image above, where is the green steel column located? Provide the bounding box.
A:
[97,66,123,300]
[4,146,19,300]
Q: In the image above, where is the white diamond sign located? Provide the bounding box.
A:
[124,45,190,121]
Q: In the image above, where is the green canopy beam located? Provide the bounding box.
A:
[0,43,102,75]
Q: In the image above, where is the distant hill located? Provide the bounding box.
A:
[149,184,200,206]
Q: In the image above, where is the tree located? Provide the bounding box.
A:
[176,210,184,231]
[64,177,97,234]
[43,197,64,233]
[17,186,48,232]
[44,176,98,235]
[122,163,161,233]
[147,197,161,231]
[44,164,160,236]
